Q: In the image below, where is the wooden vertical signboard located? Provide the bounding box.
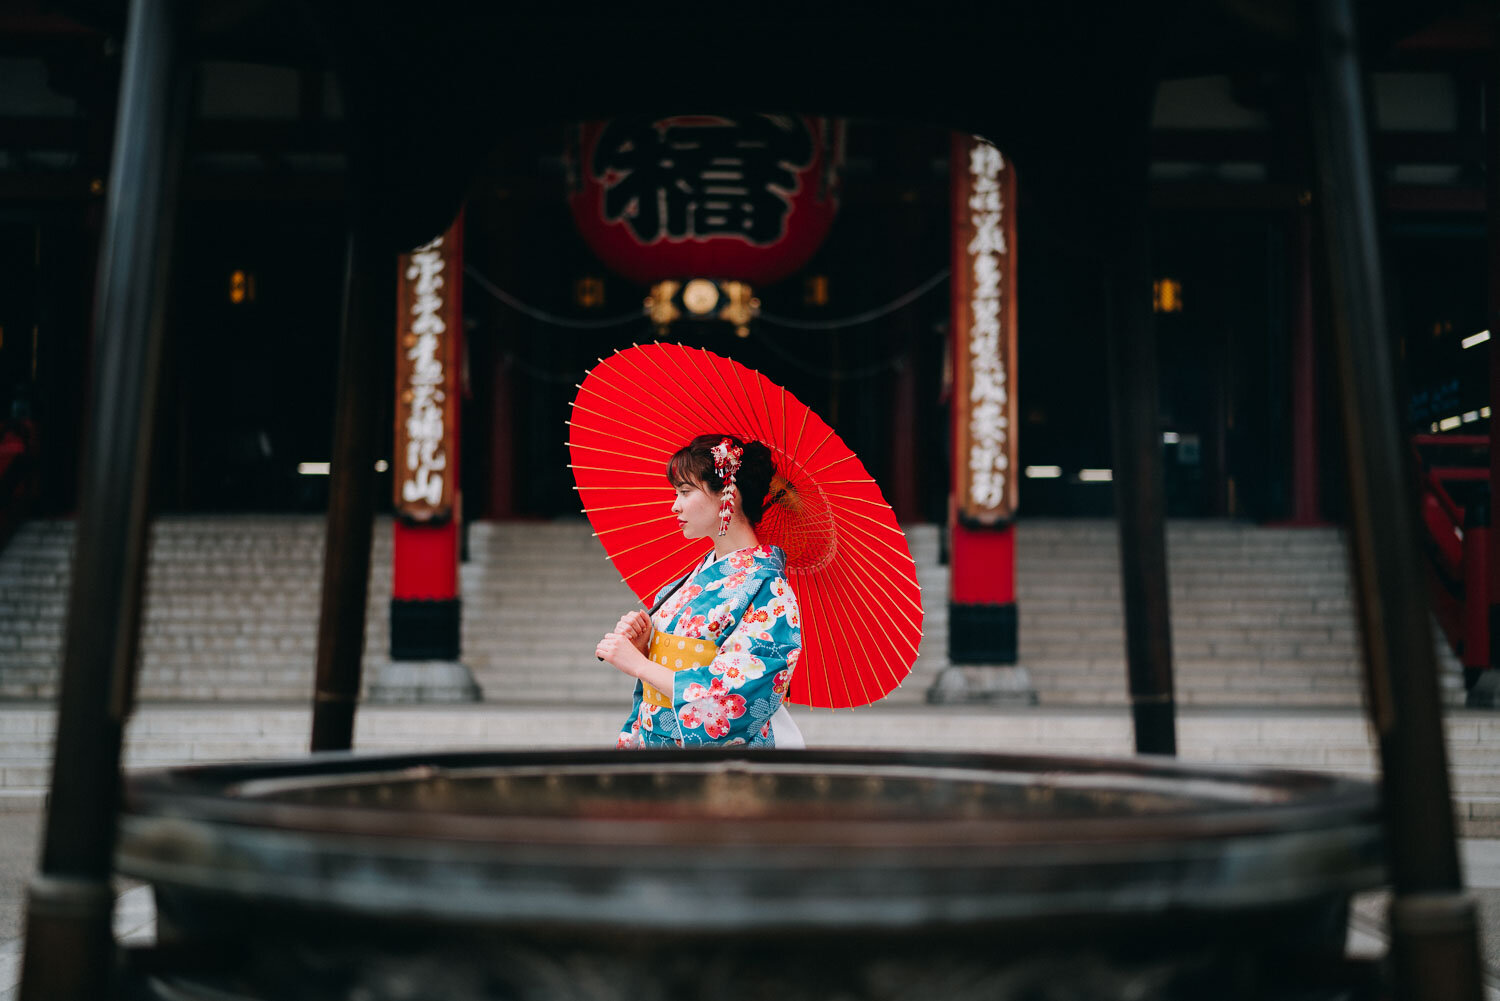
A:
[948,134,1020,665]
[395,219,462,526]
[391,214,464,664]
[951,134,1019,526]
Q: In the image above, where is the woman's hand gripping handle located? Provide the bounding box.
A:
[597,609,651,662]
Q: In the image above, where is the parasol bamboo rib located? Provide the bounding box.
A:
[606,525,695,561]
[576,486,678,498]
[727,358,775,445]
[819,564,902,697]
[755,366,776,452]
[828,520,926,623]
[569,465,663,478]
[789,399,814,476]
[832,512,920,578]
[664,345,759,446]
[807,452,861,477]
[570,441,677,467]
[816,538,921,648]
[568,402,683,450]
[810,576,870,708]
[584,499,672,514]
[798,569,852,708]
[778,386,788,467]
[592,513,681,537]
[814,569,881,704]
[820,529,923,627]
[624,538,711,592]
[618,346,725,436]
[786,570,828,708]
[828,554,922,667]
[582,356,706,432]
[848,581,919,675]
[713,352,772,449]
[575,484,676,493]
[567,418,681,456]
[818,546,917,665]
[626,349,748,456]
[800,425,840,471]
[820,497,922,544]
[699,347,765,445]
[579,367,706,446]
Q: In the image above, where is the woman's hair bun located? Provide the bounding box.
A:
[666,434,779,525]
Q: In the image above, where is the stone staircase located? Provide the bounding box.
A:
[0,514,1494,833]
[0,516,1467,707]
[1016,521,1467,708]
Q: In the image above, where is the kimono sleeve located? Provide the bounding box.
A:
[671,574,802,746]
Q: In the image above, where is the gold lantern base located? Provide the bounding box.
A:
[645,279,760,338]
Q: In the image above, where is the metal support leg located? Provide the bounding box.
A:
[18,0,187,998]
[310,225,388,751]
[1305,1,1484,998]
[1103,90,1178,757]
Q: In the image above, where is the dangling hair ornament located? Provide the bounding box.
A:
[711,438,744,537]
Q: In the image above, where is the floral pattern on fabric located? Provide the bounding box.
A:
[617,544,801,749]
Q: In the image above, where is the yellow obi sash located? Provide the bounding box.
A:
[642,630,716,709]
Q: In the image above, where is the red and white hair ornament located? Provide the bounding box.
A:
[711,438,744,537]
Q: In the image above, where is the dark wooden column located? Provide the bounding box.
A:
[1103,86,1178,757]
[1305,1,1484,998]
[1289,209,1323,525]
[18,0,188,997]
[1484,10,1500,706]
[310,224,389,751]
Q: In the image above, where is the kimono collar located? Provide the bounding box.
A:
[702,543,786,574]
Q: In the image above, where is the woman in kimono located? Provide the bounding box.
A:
[595,434,804,748]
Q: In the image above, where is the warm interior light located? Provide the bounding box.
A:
[374,459,390,472]
[574,276,605,309]
[1078,469,1114,482]
[1024,466,1062,479]
[1462,330,1491,349]
[682,279,720,315]
[1438,416,1463,431]
[804,275,830,307]
[229,269,255,305]
[1483,407,1493,418]
[297,462,330,476]
[1152,279,1183,314]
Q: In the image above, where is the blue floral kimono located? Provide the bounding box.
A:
[617,544,802,748]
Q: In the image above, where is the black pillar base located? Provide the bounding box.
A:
[390,598,461,661]
[1468,670,1500,709]
[948,602,1017,664]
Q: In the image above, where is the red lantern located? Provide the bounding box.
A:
[568,114,843,287]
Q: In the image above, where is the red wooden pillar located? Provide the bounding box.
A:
[487,347,515,519]
[947,134,1019,663]
[1289,208,1323,525]
[391,213,464,660]
[889,353,920,523]
[1483,46,1500,704]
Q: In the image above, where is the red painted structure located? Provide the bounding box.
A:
[567,115,843,286]
[391,214,464,659]
[1413,434,1490,681]
[946,135,1019,663]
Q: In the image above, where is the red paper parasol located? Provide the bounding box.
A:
[568,342,923,708]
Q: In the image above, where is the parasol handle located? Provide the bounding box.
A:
[597,573,690,661]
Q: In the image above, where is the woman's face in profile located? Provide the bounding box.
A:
[671,476,724,540]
